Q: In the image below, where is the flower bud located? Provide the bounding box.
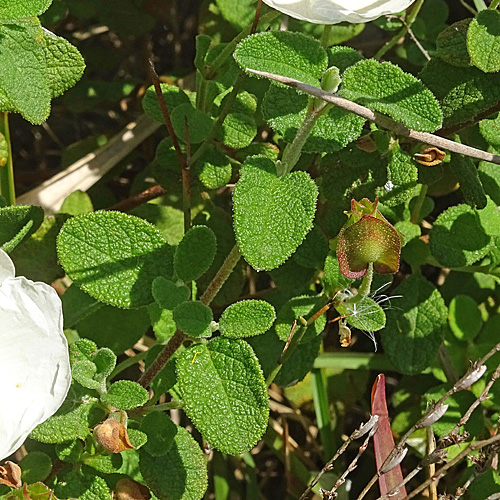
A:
[336,198,405,279]
[115,479,151,500]
[0,461,21,489]
[379,447,408,475]
[417,403,449,428]
[456,364,487,391]
[93,419,134,453]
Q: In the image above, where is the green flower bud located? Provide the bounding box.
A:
[336,197,404,279]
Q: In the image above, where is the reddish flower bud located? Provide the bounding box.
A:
[336,198,404,279]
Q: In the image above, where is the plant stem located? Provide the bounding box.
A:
[148,59,191,231]
[204,10,280,80]
[246,70,500,166]
[200,244,242,305]
[489,0,500,8]
[189,72,245,167]
[410,183,428,224]
[109,184,167,212]
[473,0,487,10]
[344,263,373,308]
[278,107,321,176]
[320,25,333,48]
[110,350,149,380]
[374,0,425,60]
[0,112,15,206]
[138,330,187,388]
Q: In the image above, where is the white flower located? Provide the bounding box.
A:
[261,0,417,24]
[0,249,71,461]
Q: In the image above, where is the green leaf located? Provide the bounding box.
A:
[41,29,85,98]
[55,470,112,500]
[449,294,482,341]
[141,412,177,457]
[174,225,217,282]
[326,46,364,73]
[56,440,84,463]
[140,427,208,500]
[176,337,269,454]
[73,303,150,354]
[468,9,500,73]
[145,344,178,396]
[478,196,500,236]
[234,31,328,87]
[171,103,214,144]
[335,296,387,333]
[420,58,500,128]
[339,59,443,132]
[422,385,484,437]
[262,85,365,153]
[31,384,102,443]
[0,205,44,253]
[19,452,52,484]
[450,155,487,209]
[9,213,67,283]
[173,301,213,338]
[376,143,418,208]
[321,250,353,296]
[215,0,255,30]
[70,340,116,389]
[0,0,52,17]
[233,156,318,271]
[218,112,257,149]
[60,190,94,216]
[381,274,447,374]
[142,83,191,123]
[131,203,184,246]
[436,19,472,67]
[83,453,123,474]
[275,295,327,344]
[148,304,177,343]
[479,161,500,205]
[0,19,50,124]
[194,147,232,190]
[429,204,492,267]
[153,277,190,310]
[293,225,329,269]
[479,113,500,150]
[101,381,149,410]
[57,211,174,308]
[219,300,276,338]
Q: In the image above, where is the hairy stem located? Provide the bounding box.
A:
[0,112,15,206]
[374,0,425,59]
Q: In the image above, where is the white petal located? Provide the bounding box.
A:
[0,277,71,461]
[0,250,15,285]
[262,0,416,24]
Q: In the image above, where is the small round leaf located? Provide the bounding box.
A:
[219,300,276,338]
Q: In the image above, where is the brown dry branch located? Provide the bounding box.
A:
[245,70,500,166]
[299,415,379,500]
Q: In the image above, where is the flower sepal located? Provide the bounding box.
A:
[336,197,405,279]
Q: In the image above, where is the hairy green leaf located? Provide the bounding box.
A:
[420,59,500,128]
[275,295,327,344]
[429,204,492,267]
[140,427,208,500]
[175,225,217,282]
[141,412,177,457]
[233,156,318,271]
[153,277,190,310]
[219,300,276,338]
[57,211,174,308]
[262,85,365,153]
[0,0,52,17]
[468,10,500,73]
[142,83,191,123]
[0,205,44,253]
[449,294,482,341]
[173,301,213,338]
[436,19,471,67]
[101,380,149,410]
[234,31,328,87]
[177,337,269,454]
[450,155,487,209]
[381,274,447,374]
[339,59,443,132]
